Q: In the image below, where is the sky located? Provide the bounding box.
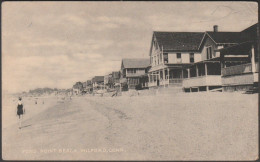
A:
[2,1,258,94]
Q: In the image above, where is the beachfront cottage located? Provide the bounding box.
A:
[120,58,150,89]
[182,24,259,92]
[182,25,246,92]
[72,82,83,95]
[104,74,113,89]
[92,76,105,90]
[148,31,204,88]
[217,23,259,92]
[82,80,92,93]
[112,71,120,85]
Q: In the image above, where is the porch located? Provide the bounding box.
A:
[218,41,259,91]
[182,61,222,91]
[148,67,188,87]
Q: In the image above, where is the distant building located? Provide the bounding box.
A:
[120,58,150,89]
[72,82,83,95]
[112,71,120,84]
[92,76,105,90]
[82,80,93,93]
[104,74,113,89]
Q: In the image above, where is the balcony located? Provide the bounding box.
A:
[221,63,258,77]
[183,75,222,88]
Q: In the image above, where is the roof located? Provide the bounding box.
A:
[153,32,204,52]
[92,76,104,82]
[240,23,258,42]
[121,58,150,69]
[215,41,253,55]
[206,32,242,44]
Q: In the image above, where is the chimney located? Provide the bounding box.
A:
[213,25,218,32]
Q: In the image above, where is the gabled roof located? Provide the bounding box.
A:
[92,76,104,82]
[205,32,242,44]
[153,32,205,52]
[121,58,150,69]
[240,23,258,42]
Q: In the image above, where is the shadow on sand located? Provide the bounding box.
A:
[20,124,32,129]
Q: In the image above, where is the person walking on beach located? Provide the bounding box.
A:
[17,97,25,129]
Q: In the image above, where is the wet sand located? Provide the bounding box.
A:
[2,92,258,160]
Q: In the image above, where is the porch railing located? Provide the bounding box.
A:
[222,63,253,76]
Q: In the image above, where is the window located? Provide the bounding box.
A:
[128,69,136,74]
[153,40,158,50]
[155,56,157,65]
[157,55,159,65]
[206,46,212,59]
[190,53,194,63]
[160,53,162,63]
[177,53,181,58]
[163,53,168,63]
[177,53,182,63]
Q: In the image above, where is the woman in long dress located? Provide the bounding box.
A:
[17,97,25,129]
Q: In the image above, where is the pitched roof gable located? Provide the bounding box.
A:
[206,32,242,44]
[122,58,150,69]
[153,32,205,52]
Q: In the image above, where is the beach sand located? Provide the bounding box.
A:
[2,92,258,160]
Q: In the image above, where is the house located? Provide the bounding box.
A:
[120,58,150,89]
[182,24,259,92]
[104,74,113,89]
[92,76,105,90]
[217,23,259,92]
[182,25,247,92]
[112,71,120,85]
[82,80,93,93]
[72,82,83,95]
[148,31,204,88]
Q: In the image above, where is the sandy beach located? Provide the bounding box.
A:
[2,92,258,160]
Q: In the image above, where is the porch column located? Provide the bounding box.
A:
[167,68,170,80]
[196,65,199,77]
[181,69,184,78]
[162,52,164,65]
[148,74,150,83]
[251,45,256,73]
[163,68,165,88]
[205,63,208,76]
[188,68,190,78]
